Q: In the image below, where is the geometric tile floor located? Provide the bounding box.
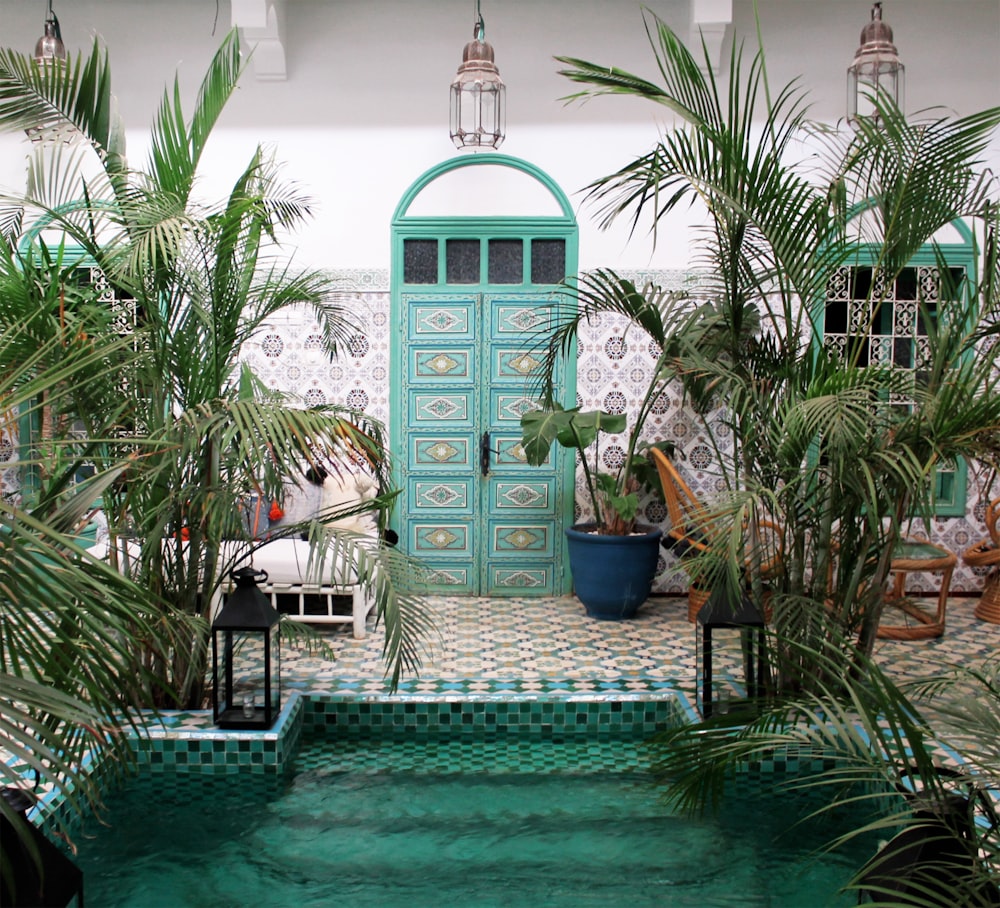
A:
[283,594,696,698]
[283,593,1000,699]
[153,593,999,731]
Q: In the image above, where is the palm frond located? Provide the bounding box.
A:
[146,30,243,203]
[0,41,125,177]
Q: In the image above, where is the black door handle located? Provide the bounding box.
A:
[481,430,491,477]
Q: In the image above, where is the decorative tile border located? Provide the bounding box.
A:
[301,692,687,740]
[128,691,305,777]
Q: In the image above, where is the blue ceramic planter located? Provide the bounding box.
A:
[565,523,663,620]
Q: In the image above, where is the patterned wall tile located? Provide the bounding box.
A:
[0,407,19,502]
[3,267,994,597]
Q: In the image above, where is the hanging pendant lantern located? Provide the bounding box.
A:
[847,2,905,129]
[34,0,66,64]
[449,0,506,150]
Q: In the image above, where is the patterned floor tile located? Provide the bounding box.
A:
[281,594,998,702]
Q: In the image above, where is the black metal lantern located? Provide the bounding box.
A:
[212,567,281,730]
[847,2,905,129]
[449,0,505,150]
[696,587,767,718]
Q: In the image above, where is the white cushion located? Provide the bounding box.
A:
[221,537,358,587]
[319,472,376,534]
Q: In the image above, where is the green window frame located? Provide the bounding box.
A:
[818,239,975,518]
[402,235,570,288]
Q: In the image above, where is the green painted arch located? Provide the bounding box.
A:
[392,154,576,225]
[18,200,118,254]
[846,201,977,249]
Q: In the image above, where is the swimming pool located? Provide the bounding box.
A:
[73,698,873,907]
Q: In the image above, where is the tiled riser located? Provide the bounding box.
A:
[302,696,685,741]
[128,693,305,776]
[119,694,685,779]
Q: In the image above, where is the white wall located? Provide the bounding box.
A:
[1,0,998,272]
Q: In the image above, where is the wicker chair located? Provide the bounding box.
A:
[878,539,957,640]
[963,497,1000,624]
[650,448,782,621]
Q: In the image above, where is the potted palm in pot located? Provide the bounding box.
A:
[554,9,1000,671]
[520,269,689,619]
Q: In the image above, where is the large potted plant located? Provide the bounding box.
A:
[520,269,688,619]
[555,11,1000,674]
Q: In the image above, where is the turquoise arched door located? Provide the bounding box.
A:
[390,155,578,595]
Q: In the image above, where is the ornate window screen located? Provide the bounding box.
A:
[74,265,144,438]
[822,262,970,515]
[824,265,964,369]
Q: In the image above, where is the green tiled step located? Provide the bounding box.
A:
[302,693,685,741]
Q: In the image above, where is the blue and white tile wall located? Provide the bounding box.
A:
[0,269,990,594]
[0,405,18,504]
[238,269,997,595]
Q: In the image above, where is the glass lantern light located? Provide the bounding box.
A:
[696,586,767,719]
[34,0,66,64]
[449,0,505,150]
[212,567,282,730]
[847,2,905,129]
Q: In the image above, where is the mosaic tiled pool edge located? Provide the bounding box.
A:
[16,593,996,828]
[129,691,306,777]
[122,689,689,778]
[302,690,689,738]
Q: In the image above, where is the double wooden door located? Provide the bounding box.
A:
[398,290,568,595]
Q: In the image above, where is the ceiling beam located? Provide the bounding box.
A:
[231,0,287,81]
[689,0,732,74]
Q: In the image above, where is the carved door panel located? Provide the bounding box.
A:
[400,291,565,595]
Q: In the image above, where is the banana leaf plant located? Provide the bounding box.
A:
[519,268,690,536]
[521,404,636,535]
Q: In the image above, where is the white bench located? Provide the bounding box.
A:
[86,471,380,639]
[221,469,380,638]
[219,536,375,638]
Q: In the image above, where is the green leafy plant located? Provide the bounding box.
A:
[556,12,1000,672]
[520,268,685,536]
[521,403,635,534]
[0,32,433,713]
[0,248,172,873]
[651,638,1000,906]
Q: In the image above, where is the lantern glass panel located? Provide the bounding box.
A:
[450,78,505,149]
[697,622,765,718]
[213,625,281,729]
[849,62,904,124]
[695,591,767,718]
[460,83,480,132]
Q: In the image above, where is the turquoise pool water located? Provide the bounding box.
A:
[75,734,872,907]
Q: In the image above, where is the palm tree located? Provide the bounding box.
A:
[0,239,175,875]
[650,639,1000,906]
[552,12,1000,904]
[0,31,432,709]
[556,11,1000,676]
